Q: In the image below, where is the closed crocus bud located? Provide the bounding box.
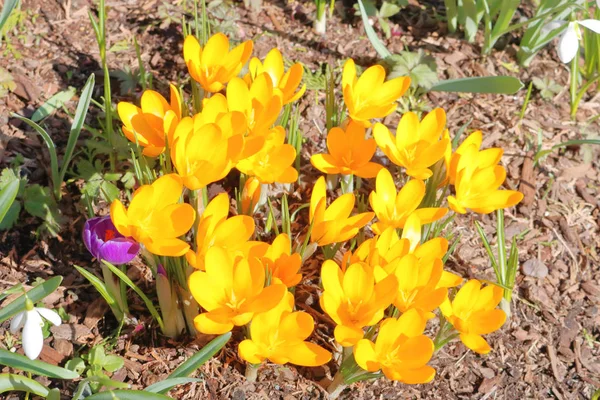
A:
[241,177,261,215]
[83,215,140,264]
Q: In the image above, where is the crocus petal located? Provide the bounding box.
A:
[82,217,103,258]
[334,325,365,347]
[97,238,140,265]
[354,339,379,372]
[22,310,44,360]
[194,313,234,335]
[35,308,62,326]
[460,333,492,354]
[558,23,579,63]
[281,342,332,367]
[238,339,264,364]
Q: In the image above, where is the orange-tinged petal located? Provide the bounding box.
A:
[194,312,234,335]
[144,237,190,257]
[247,284,287,314]
[334,325,365,347]
[110,200,131,238]
[310,154,341,175]
[460,333,492,354]
[238,339,264,364]
[281,342,332,366]
[468,309,506,335]
[354,339,379,372]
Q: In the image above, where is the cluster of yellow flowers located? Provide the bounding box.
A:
[107,31,523,385]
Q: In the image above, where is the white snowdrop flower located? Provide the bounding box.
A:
[549,19,600,63]
[10,299,62,360]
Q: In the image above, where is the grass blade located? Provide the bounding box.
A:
[59,74,95,186]
[474,220,501,281]
[0,0,18,44]
[73,265,119,311]
[0,349,79,379]
[0,276,62,324]
[357,0,392,59]
[0,173,19,223]
[144,377,202,394]
[169,332,232,378]
[102,260,165,332]
[0,373,49,397]
[9,113,60,197]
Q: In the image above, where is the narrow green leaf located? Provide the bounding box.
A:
[169,332,232,378]
[474,220,501,281]
[357,0,392,59]
[430,76,523,94]
[0,175,19,223]
[0,0,18,43]
[444,0,458,32]
[102,261,165,332]
[0,276,62,324]
[0,373,49,397]
[462,0,478,42]
[31,87,77,122]
[59,74,95,185]
[86,390,172,400]
[0,349,79,379]
[9,113,60,196]
[73,265,118,309]
[144,377,202,394]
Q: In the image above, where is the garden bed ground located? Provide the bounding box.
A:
[1,0,600,398]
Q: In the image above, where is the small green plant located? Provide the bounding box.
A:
[353,0,407,38]
[66,345,125,394]
[532,76,561,100]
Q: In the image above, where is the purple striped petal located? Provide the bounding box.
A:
[97,237,140,264]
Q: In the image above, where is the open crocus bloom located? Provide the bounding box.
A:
[369,168,447,234]
[117,84,181,157]
[247,48,306,105]
[238,293,331,366]
[320,260,398,346]
[373,108,450,180]
[440,279,506,354]
[183,33,253,92]
[83,215,139,264]
[189,246,287,334]
[354,309,436,384]
[342,59,410,126]
[110,174,196,257]
[310,121,383,178]
[309,176,374,246]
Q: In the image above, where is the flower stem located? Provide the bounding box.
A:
[327,372,347,399]
[570,54,579,118]
[340,174,354,194]
[245,363,260,382]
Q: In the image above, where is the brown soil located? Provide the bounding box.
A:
[1,0,599,399]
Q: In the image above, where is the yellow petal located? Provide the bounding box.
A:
[354,339,379,372]
[459,333,492,354]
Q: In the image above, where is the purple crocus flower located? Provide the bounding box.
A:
[82,216,140,264]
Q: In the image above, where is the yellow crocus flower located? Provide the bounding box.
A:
[236,127,298,184]
[110,174,195,257]
[189,246,287,334]
[247,48,306,105]
[170,117,238,191]
[238,293,331,366]
[183,33,253,93]
[117,84,181,157]
[260,233,302,288]
[440,280,506,354]
[342,59,410,127]
[373,108,450,179]
[369,168,448,234]
[227,74,283,135]
[354,309,435,384]
[446,131,503,186]
[310,121,383,178]
[447,144,523,214]
[320,260,398,346]
[186,193,256,270]
[309,176,374,246]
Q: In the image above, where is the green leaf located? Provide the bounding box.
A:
[462,0,478,42]
[65,357,87,375]
[73,265,119,313]
[102,355,124,373]
[86,390,172,400]
[169,332,232,378]
[31,87,77,122]
[59,74,95,186]
[0,171,19,224]
[0,373,49,397]
[88,345,106,367]
[102,261,165,332]
[383,50,438,89]
[23,184,62,236]
[0,349,79,379]
[0,198,20,230]
[430,76,523,94]
[357,0,392,59]
[144,377,202,394]
[0,0,18,44]
[0,276,62,324]
[379,1,401,18]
